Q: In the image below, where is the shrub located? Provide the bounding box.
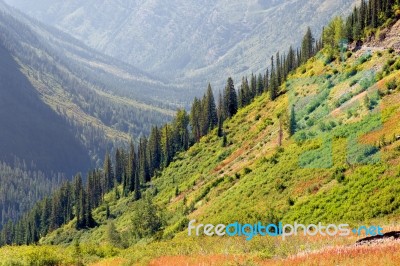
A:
[349,79,358,87]
[345,67,357,78]
[333,167,346,183]
[287,197,295,206]
[131,196,163,239]
[275,181,287,192]
[386,79,397,91]
[325,54,335,64]
[394,61,400,70]
[358,54,372,64]
[387,58,396,66]
[243,167,252,175]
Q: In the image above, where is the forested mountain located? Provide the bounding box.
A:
[0,43,91,175]
[1,0,400,265]
[1,2,399,265]
[5,0,358,88]
[0,0,182,229]
[0,1,186,170]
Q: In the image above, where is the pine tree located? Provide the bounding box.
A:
[289,105,297,136]
[223,77,238,118]
[138,137,149,183]
[73,174,84,229]
[276,52,282,84]
[257,73,264,95]
[103,151,114,193]
[270,56,278,101]
[301,27,314,63]
[250,73,257,100]
[203,84,218,133]
[173,109,190,151]
[127,141,137,194]
[162,125,172,167]
[107,221,122,247]
[190,97,202,142]
[147,126,161,177]
[115,148,124,184]
[217,112,224,137]
[134,171,141,200]
[264,69,269,93]
[287,46,296,73]
[40,197,51,236]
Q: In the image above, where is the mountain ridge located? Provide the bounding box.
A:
[4,0,359,88]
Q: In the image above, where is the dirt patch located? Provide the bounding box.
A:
[357,231,400,245]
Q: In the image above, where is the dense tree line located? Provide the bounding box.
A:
[324,0,399,57]
[0,160,65,230]
[0,9,173,168]
[4,0,394,246]
[0,23,319,246]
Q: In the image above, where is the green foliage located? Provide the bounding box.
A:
[386,79,398,91]
[106,222,123,248]
[131,196,163,239]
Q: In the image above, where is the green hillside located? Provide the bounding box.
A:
[1,1,400,265]
[12,15,398,266]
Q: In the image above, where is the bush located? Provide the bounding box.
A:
[394,61,400,70]
[131,197,163,239]
[325,54,335,64]
[333,167,346,183]
[386,79,397,91]
[387,58,396,66]
[243,167,252,175]
[358,54,372,64]
[349,79,358,87]
[287,197,295,206]
[345,67,357,78]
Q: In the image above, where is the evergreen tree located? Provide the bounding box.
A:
[301,27,314,63]
[203,84,218,133]
[134,172,141,200]
[103,151,114,193]
[106,221,122,247]
[217,112,224,137]
[287,46,296,73]
[138,137,149,183]
[115,148,124,184]
[223,77,238,118]
[190,97,202,142]
[264,69,269,93]
[162,125,172,167]
[147,126,162,177]
[289,105,297,136]
[73,174,83,229]
[257,73,264,95]
[270,56,278,101]
[250,73,257,99]
[173,109,190,151]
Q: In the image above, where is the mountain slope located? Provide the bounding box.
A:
[33,17,400,265]
[0,43,90,175]
[0,1,183,169]
[5,0,358,87]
